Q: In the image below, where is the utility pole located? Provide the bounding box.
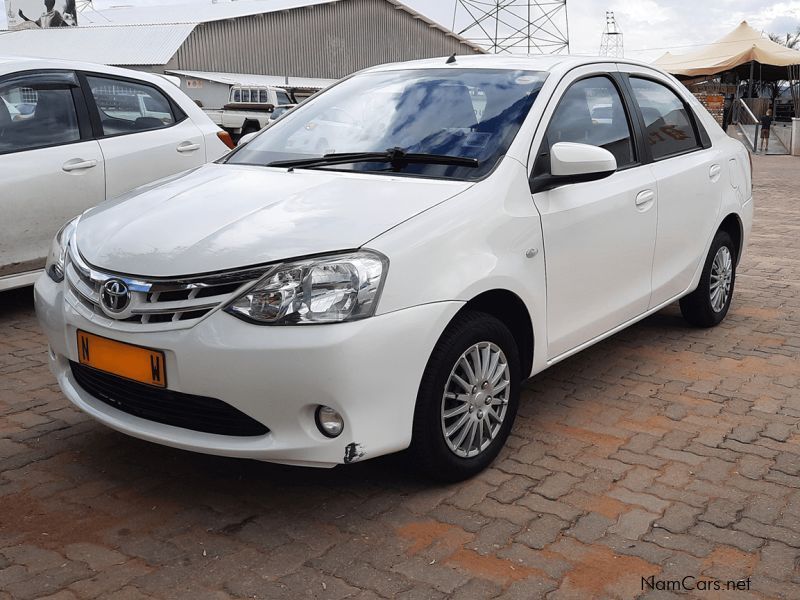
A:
[454,1,570,55]
[599,11,623,58]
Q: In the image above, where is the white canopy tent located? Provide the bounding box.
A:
[654,21,800,80]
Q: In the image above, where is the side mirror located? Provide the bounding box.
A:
[238,131,258,146]
[532,142,617,193]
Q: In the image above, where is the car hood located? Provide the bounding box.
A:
[76,163,472,277]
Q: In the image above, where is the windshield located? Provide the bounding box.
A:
[227,68,548,180]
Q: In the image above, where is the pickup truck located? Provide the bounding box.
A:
[205,85,295,138]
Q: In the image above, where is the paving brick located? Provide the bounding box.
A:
[515,493,582,521]
[566,512,614,544]
[607,488,669,514]
[738,454,773,480]
[392,556,470,594]
[654,502,702,533]
[734,518,800,548]
[532,472,581,500]
[449,578,502,600]
[690,522,764,553]
[468,520,520,556]
[608,508,658,541]
[642,529,714,557]
[699,498,743,528]
[1,155,799,598]
[610,450,667,470]
[514,514,568,550]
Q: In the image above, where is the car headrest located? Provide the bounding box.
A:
[0,100,11,128]
[33,90,70,123]
[135,116,164,130]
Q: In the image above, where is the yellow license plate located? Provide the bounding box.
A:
[77,330,166,388]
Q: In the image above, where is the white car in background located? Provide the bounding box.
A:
[35,55,752,481]
[0,57,234,291]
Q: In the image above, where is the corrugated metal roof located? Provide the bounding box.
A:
[166,69,335,90]
[85,0,485,53]
[0,24,195,65]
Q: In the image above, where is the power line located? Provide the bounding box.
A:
[453,1,570,54]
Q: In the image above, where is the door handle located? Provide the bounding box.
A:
[635,189,656,208]
[62,159,98,172]
[709,163,722,181]
[177,142,201,153]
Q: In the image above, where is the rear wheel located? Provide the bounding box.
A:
[680,230,737,327]
[410,311,520,482]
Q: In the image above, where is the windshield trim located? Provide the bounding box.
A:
[226,152,510,183]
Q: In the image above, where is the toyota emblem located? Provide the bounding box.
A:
[101,278,131,314]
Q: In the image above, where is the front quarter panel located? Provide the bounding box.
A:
[368,158,548,376]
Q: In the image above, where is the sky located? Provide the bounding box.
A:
[6,0,800,62]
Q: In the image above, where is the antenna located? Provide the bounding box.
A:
[599,11,623,58]
[453,1,570,55]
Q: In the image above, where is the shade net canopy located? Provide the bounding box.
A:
[654,21,800,80]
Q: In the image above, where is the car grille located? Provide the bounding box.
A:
[70,362,270,437]
[64,246,271,332]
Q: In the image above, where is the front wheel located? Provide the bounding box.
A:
[410,311,520,482]
[680,230,737,327]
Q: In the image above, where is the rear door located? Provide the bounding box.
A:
[619,67,723,307]
[0,70,104,279]
[81,73,206,199]
[530,67,658,359]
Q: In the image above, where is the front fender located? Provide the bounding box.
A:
[369,159,548,375]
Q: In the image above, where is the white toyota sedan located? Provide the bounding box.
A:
[0,57,234,291]
[35,55,753,481]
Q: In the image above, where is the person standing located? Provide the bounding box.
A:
[17,0,67,28]
[759,108,773,153]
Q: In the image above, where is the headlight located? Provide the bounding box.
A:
[225,251,388,325]
[45,217,79,283]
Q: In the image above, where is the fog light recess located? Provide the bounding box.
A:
[315,405,344,438]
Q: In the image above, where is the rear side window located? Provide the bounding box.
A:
[0,80,80,154]
[545,76,635,169]
[629,78,700,160]
[86,76,177,136]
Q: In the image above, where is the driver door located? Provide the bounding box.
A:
[530,68,658,359]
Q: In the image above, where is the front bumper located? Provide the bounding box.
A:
[34,274,462,468]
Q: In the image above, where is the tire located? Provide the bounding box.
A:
[680,230,737,327]
[410,310,521,482]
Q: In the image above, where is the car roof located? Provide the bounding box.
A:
[361,53,659,76]
[0,56,180,89]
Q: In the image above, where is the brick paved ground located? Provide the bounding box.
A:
[1,154,799,600]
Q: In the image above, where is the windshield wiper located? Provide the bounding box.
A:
[267,147,479,171]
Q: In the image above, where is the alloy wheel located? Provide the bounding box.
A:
[710,246,733,313]
[440,341,510,458]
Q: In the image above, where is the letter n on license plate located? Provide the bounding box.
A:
[77,330,167,388]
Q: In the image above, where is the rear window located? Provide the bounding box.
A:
[629,77,700,160]
[0,81,80,154]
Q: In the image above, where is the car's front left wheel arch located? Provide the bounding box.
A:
[409,309,522,481]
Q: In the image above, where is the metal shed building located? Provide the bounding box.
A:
[0,0,483,79]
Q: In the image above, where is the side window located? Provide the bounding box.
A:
[0,79,80,154]
[259,89,270,104]
[545,76,635,169]
[86,76,176,136]
[232,89,241,103]
[629,77,700,160]
[276,90,292,105]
